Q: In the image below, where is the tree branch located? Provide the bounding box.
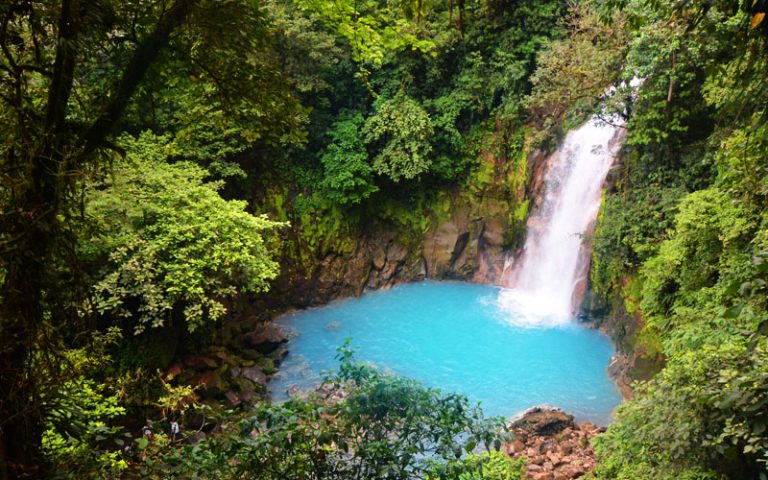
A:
[44,0,79,136]
[81,0,198,157]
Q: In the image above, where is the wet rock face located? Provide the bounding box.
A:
[240,323,287,354]
[504,406,604,480]
[257,147,537,313]
[578,284,665,399]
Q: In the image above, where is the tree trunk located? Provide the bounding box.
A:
[0,0,197,476]
[0,206,51,478]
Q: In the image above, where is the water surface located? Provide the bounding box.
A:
[270,281,622,424]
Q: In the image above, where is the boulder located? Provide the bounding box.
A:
[380,261,399,283]
[242,323,287,354]
[224,391,242,407]
[255,357,277,375]
[386,242,408,263]
[189,371,225,396]
[241,366,267,386]
[235,375,261,397]
[530,473,553,480]
[504,407,600,480]
[511,406,575,436]
[372,247,386,270]
[510,439,525,454]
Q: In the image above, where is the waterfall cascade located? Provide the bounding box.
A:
[498,117,625,326]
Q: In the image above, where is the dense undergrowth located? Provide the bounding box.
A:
[1,0,768,478]
[0,0,563,477]
[583,1,768,479]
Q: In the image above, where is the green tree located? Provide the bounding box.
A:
[319,114,379,205]
[527,1,629,141]
[0,0,295,474]
[84,133,283,334]
[363,93,435,182]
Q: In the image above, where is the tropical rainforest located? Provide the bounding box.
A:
[0,0,767,479]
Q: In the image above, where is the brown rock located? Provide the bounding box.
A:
[511,439,525,453]
[211,349,235,364]
[539,437,558,454]
[224,391,241,407]
[511,406,576,436]
[530,473,553,480]
[580,422,598,434]
[372,248,386,270]
[241,366,267,385]
[386,242,408,263]
[509,407,598,480]
[547,451,562,466]
[424,221,459,273]
[190,371,225,395]
[380,261,399,283]
[558,464,587,479]
[242,323,287,354]
[166,363,182,379]
[184,355,218,369]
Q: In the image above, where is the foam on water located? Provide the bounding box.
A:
[270,281,622,425]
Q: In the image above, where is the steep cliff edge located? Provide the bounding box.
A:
[251,139,534,314]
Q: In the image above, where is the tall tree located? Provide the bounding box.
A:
[0,1,295,476]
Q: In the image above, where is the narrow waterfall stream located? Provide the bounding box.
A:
[499,117,624,326]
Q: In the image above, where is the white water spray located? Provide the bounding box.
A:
[498,116,625,327]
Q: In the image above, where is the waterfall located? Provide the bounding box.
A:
[498,117,625,326]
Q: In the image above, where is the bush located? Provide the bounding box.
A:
[144,342,511,479]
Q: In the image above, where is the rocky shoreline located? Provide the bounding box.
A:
[505,406,604,480]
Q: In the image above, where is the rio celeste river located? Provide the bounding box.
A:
[270,280,622,425]
[270,106,630,425]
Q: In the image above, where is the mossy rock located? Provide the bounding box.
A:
[256,357,277,375]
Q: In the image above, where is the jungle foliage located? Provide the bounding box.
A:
[0,0,565,477]
[579,1,768,479]
[2,0,768,478]
[137,344,521,480]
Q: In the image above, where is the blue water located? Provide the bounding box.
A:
[270,281,622,425]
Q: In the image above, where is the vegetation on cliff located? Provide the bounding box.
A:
[576,1,768,479]
[1,0,767,478]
